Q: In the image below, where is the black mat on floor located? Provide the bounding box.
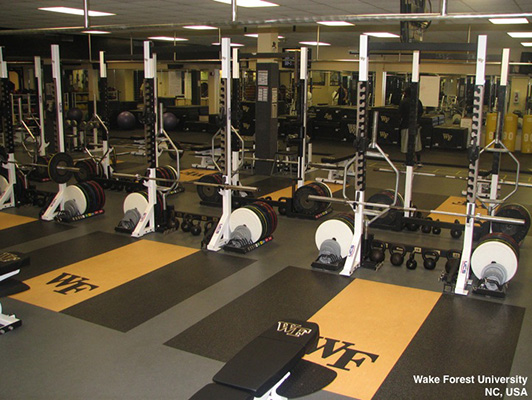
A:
[0,278,29,298]
[19,232,135,281]
[165,266,351,362]
[0,220,74,250]
[62,252,255,332]
[373,295,525,400]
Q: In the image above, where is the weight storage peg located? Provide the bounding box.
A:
[422,250,440,270]
[389,245,406,267]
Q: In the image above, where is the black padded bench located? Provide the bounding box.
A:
[190,319,336,400]
[0,251,30,334]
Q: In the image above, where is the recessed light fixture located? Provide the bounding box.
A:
[521,42,532,47]
[183,25,217,30]
[82,30,110,34]
[317,21,354,26]
[38,7,115,17]
[508,32,532,38]
[212,42,245,47]
[299,41,331,46]
[148,36,188,41]
[490,18,528,24]
[363,32,400,38]
[213,0,279,7]
[244,33,284,38]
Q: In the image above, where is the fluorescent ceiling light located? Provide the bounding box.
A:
[82,30,110,34]
[521,42,532,47]
[212,42,244,47]
[213,0,279,7]
[244,33,284,38]
[299,41,331,46]
[183,25,217,30]
[363,32,400,38]
[490,18,528,24]
[508,32,532,38]
[317,21,354,26]
[38,7,115,17]
[149,36,188,41]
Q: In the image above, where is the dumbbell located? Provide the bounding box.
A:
[422,250,440,270]
[369,240,386,263]
[389,245,406,267]
[406,251,417,270]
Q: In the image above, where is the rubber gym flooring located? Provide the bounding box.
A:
[1,130,531,400]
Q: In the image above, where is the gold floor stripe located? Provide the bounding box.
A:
[11,240,197,312]
[179,168,217,182]
[428,195,487,224]
[0,212,37,230]
[305,279,441,400]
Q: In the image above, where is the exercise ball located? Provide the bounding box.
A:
[163,112,179,131]
[66,107,83,123]
[117,111,136,130]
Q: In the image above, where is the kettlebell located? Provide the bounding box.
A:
[450,219,463,239]
[421,217,432,234]
[389,245,406,267]
[369,240,386,263]
[445,250,461,273]
[406,251,417,270]
[181,215,193,232]
[422,250,440,270]
[190,220,202,236]
[405,211,422,232]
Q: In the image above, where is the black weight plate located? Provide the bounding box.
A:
[246,204,268,240]
[79,182,97,213]
[87,180,105,210]
[197,174,222,203]
[367,189,401,225]
[492,203,531,244]
[293,184,320,215]
[255,201,277,235]
[48,152,74,184]
[74,160,92,182]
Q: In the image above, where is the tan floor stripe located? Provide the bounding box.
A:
[0,212,37,230]
[428,195,487,224]
[11,240,197,312]
[305,279,441,400]
[179,168,217,182]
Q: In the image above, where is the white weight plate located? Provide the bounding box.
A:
[0,175,8,195]
[229,207,263,242]
[471,240,518,283]
[315,218,354,258]
[123,192,148,214]
[64,185,87,214]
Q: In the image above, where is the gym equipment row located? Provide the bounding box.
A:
[54,180,105,223]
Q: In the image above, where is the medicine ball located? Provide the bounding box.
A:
[117,111,136,130]
[163,112,179,131]
[67,107,83,123]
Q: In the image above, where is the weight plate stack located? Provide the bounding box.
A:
[293,182,332,215]
[197,173,224,203]
[74,159,96,182]
[63,185,87,215]
[48,152,74,184]
[471,232,520,284]
[315,213,355,258]
[367,189,404,226]
[123,190,164,223]
[492,203,531,245]
[229,201,278,243]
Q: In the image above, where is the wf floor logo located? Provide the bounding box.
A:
[307,336,379,371]
[46,272,99,295]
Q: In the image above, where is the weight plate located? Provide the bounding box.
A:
[123,192,148,215]
[79,182,97,213]
[0,175,9,195]
[74,160,92,182]
[255,201,277,235]
[293,185,320,215]
[48,152,74,184]
[64,185,87,214]
[492,203,531,244]
[86,180,105,210]
[246,204,268,239]
[229,207,263,243]
[197,174,222,203]
[315,218,354,258]
[471,233,519,283]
